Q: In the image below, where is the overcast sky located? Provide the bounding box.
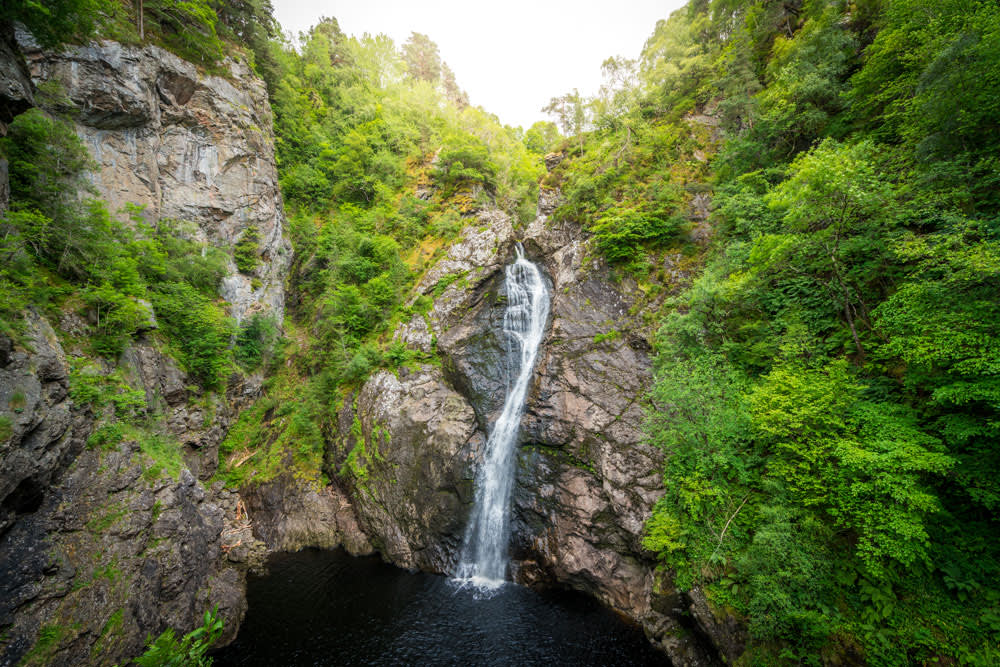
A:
[271,0,688,129]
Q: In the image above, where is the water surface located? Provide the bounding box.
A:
[215,548,670,666]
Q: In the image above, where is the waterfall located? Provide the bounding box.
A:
[455,243,550,591]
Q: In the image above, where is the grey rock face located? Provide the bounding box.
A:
[0,312,75,536]
[0,309,271,666]
[339,198,722,662]
[0,440,264,667]
[17,36,291,324]
[241,475,372,556]
[0,26,33,136]
[332,368,481,572]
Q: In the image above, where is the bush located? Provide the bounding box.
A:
[233,225,260,274]
[151,283,234,389]
[589,203,685,262]
[234,314,279,370]
[135,606,223,667]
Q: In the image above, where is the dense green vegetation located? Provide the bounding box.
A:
[7,0,1000,663]
[214,19,546,488]
[535,0,1000,662]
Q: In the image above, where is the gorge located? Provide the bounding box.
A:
[1,1,999,666]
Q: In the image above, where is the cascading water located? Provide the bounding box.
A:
[455,243,550,592]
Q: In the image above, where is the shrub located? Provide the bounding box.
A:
[234,314,279,370]
[135,606,223,667]
[151,283,234,389]
[233,225,260,274]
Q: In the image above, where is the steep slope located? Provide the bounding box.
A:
[0,31,290,665]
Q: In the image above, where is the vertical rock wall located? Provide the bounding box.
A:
[16,31,291,324]
[0,34,289,666]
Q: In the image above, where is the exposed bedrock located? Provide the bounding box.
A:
[339,193,726,664]
[16,30,291,324]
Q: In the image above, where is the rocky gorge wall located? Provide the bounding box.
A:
[0,28,739,666]
[0,32,292,666]
[329,176,731,664]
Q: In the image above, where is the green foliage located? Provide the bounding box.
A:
[1,0,107,47]
[151,283,233,389]
[523,121,561,154]
[233,225,260,274]
[622,0,1000,662]
[233,314,279,370]
[135,606,223,667]
[144,0,224,65]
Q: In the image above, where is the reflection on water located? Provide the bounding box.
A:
[214,548,671,666]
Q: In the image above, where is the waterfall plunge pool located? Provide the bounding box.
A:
[213,548,670,666]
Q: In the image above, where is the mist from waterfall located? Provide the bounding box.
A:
[454,243,550,592]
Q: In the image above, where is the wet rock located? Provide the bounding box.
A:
[241,474,372,555]
[333,368,482,572]
[0,25,33,137]
[687,588,747,664]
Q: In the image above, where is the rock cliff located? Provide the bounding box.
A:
[332,182,721,663]
[17,30,290,323]
[0,33,287,666]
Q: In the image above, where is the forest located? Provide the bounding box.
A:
[1,0,998,664]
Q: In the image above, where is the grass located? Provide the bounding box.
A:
[9,389,26,412]
[86,503,128,534]
[19,623,72,666]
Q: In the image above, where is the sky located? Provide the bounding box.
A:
[271,0,688,129]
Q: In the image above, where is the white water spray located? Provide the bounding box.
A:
[455,243,550,592]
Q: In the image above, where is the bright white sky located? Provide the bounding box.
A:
[271,0,688,130]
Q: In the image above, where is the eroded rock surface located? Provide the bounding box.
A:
[241,475,372,555]
[0,441,264,667]
[17,32,291,324]
[0,313,74,536]
[340,196,721,663]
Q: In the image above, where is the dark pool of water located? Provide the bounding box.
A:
[214,548,671,666]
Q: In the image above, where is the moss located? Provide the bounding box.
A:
[431,270,468,299]
[593,329,621,345]
[0,415,12,442]
[524,443,596,475]
[341,416,370,481]
[19,623,73,666]
[151,500,163,523]
[90,608,125,660]
[86,503,128,534]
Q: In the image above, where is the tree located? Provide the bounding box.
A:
[760,139,892,357]
[543,89,587,151]
[522,121,560,154]
[1,0,105,47]
[401,32,441,83]
[441,61,469,109]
